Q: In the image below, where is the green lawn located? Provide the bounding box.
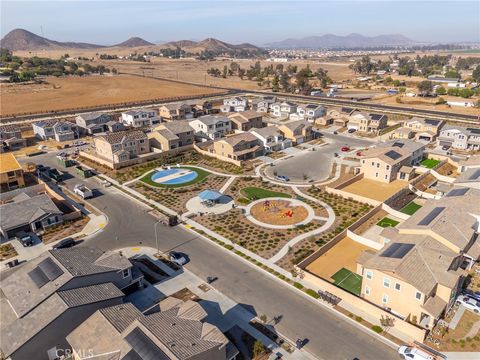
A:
[400,201,422,215]
[420,158,441,169]
[241,187,291,200]
[377,217,400,228]
[331,268,362,296]
[140,166,210,188]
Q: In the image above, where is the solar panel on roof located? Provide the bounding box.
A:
[28,267,49,288]
[380,243,414,259]
[446,188,469,197]
[467,128,480,135]
[370,114,384,120]
[424,119,440,126]
[38,258,64,281]
[341,107,353,113]
[385,150,402,160]
[125,327,169,360]
[418,207,445,226]
[392,142,405,148]
[469,169,480,180]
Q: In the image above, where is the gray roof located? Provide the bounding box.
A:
[250,125,282,138]
[455,168,480,184]
[192,115,230,126]
[100,303,143,333]
[0,193,62,231]
[77,112,111,121]
[33,119,72,129]
[160,120,194,135]
[58,282,124,307]
[50,247,132,277]
[96,130,147,145]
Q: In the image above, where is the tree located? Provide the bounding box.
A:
[437,97,447,104]
[435,86,446,95]
[271,74,280,92]
[253,340,266,358]
[112,67,118,74]
[417,80,433,96]
[472,65,480,82]
[222,65,228,79]
[238,68,245,79]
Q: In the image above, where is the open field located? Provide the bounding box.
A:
[0,74,223,116]
[341,178,408,202]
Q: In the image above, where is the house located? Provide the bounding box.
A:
[66,299,238,360]
[0,246,141,360]
[0,124,27,152]
[271,101,297,118]
[75,112,119,135]
[359,140,425,183]
[189,115,232,141]
[32,120,76,142]
[404,117,444,142]
[348,111,388,134]
[278,120,313,145]
[317,109,349,127]
[220,97,247,113]
[94,130,150,165]
[210,132,264,163]
[121,109,161,128]
[438,125,480,151]
[250,96,276,112]
[0,191,63,240]
[228,110,264,132]
[189,100,215,117]
[391,127,415,140]
[454,168,480,189]
[292,104,326,122]
[458,155,480,173]
[159,103,193,121]
[148,121,195,151]
[356,187,480,329]
[0,153,25,191]
[250,125,292,152]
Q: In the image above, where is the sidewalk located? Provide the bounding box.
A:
[121,246,316,360]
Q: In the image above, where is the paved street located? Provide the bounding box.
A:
[265,133,373,182]
[19,152,398,360]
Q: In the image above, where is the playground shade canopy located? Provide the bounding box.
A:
[199,190,223,202]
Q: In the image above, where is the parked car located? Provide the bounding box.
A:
[348,128,356,133]
[341,146,350,152]
[398,345,444,360]
[74,184,94,199]
[356,151,362,156]
[101,179,112,187]
[462,290,480,302]
[52,238,76,249]
[169,251,187,266]
[16,232,34,247]
[456,295,480,313]
[333,131,338,135]
[441,145,450,151]
[334,152,339,157]
[275,175,290,182]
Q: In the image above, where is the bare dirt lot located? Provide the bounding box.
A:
[0,74,223,116]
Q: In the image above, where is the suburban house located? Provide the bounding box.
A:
[0,153,25,191]
[250,125,292,152]
[0,125,27,152]
[348,111,388,134]
[0,246,141,360]
[228,110,264,131]
[357,188,480,329]
[359,140,425,183]
[159,103,193,121]
[189,115,232,141]
[271,101,297,118]
[76,112,123,135]
[291,104,326,122]
[278,120,313,145]
[121,109,161,128]
[403,117,444,142]
[316,109,349,127]
[94,130,150,165]
[220,97,248,113]
[438,125,480,150]
[209,132,264,164]
[190,100,214,117]
[32,120,76,142]
[391,127,415,140]
[148,121,195,151]
[66,299,238,360]
[250,96,276,112]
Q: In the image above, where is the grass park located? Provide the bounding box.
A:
[241,187,291,201]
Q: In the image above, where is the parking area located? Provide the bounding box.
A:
[341,178,408,202]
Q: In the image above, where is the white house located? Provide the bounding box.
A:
[291,104,326,122]
[189,115,232,141]
[121,109,161,128]
[221,97,248,113]
[249,126,292,152]
[271,101,297,117]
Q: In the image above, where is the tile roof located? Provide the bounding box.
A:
[0,153,22,173]
[229,110,261,121]
[220,132,258,147]
[281,120,310,131]
[158,120,194,135]
[96,130,147,145]
[250,125,282,138]
[192,114,230,126]
[58,282,124,307]
[99,303,143,333]
[77,112,111,121]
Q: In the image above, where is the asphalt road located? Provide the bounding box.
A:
[21,152,398,360]
[265,133,373,182]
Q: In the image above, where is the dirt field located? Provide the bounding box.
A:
[0,74,223,116]
[250,200,308,226]
[341,178,408,202]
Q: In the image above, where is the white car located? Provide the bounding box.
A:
[456,295,480,313]
[397,345,439,360]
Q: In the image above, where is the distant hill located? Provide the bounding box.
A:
[162,38,263,54]
[0,28,104,51]
[265,33,415,49]
[113,37,154,47]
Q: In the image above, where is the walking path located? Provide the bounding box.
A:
[219,175,236,193]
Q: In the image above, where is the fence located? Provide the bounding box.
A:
[192,143,243,167]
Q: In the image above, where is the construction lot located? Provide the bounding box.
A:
[340,178,408,202]
[0,74,223,116]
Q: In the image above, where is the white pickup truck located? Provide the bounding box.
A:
[74,184,93,199]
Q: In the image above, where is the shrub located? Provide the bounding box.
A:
[224,244,234,250]
[355,316,363,323]
[293,282,304,290]
[371,326,383,333]
[306,289,320,299]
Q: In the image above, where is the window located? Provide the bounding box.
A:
[386,165,390,170]
[395,283,401,291]
[376,163,380,168]
[122,269,130,278]
[366,270,373,280]
[415,291,422,300]
[385,175,388,180]
[382,294,389,304]
[365,286,371,295]
[375,172,378,178]
[383,277,391,288]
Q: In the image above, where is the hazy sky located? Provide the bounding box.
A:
[1,0,479,45]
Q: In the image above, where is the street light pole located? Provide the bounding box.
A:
[154,220,162,256]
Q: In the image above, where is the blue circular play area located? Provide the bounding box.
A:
[151,168,198,185]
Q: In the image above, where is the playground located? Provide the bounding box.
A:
[248,198,314,228]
